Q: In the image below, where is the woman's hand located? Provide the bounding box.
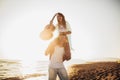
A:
[50,20,53,24]
[66,31,71,34]
[55,13,58,16]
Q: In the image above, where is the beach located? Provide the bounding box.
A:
[0,59,120,80]
[68,62,120,80]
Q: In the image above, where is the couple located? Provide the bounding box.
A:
[44,12,72,80]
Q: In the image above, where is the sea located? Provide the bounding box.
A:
[0,59,49,80]
[0,58,85,80]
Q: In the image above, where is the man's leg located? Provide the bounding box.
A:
[57,67,69,80]
[49,67,57,80]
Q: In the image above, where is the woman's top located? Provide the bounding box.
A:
[55,22,72,49]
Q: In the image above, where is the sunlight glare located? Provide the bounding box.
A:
[20,59,37,75]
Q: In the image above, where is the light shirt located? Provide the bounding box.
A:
[58,25,67,32]
[49,46,65,68]
[55,22,72,49]
[56,22,71,33]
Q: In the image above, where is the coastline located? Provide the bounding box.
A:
[0,59,120,80]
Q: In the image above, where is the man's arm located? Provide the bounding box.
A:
[45,40,55,56]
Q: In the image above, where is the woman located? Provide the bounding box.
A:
[50,12,72,50]
[49,12,72,61]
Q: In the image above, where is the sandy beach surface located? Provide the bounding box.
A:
[68,62,120,80]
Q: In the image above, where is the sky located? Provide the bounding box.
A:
[0,0,120,61]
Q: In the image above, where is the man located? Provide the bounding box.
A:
[45,35,70,80]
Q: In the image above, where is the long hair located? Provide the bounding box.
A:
[57,13,66,29]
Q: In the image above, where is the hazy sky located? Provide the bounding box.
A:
[0,0,120,61]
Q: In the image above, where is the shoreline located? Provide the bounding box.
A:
[1,61,120,80]
[1,73,46,80]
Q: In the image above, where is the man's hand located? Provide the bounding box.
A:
[45,51,48,56]
[60,31,71,35]
[60,32,66,35]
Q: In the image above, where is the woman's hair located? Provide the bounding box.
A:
[57,12,66,28]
